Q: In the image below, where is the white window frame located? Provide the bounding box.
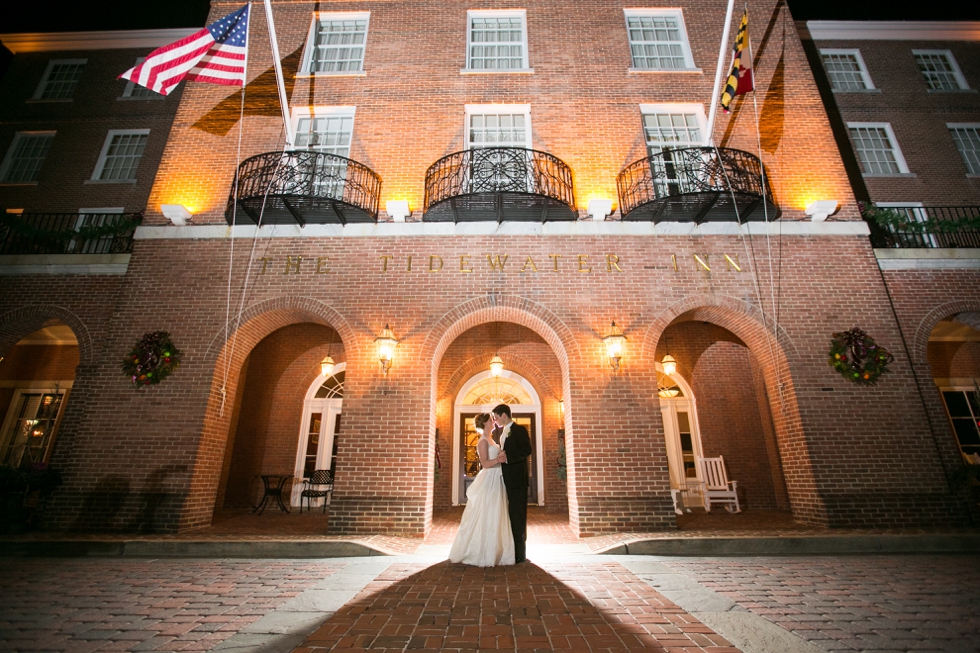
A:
[299,12,371,76]
[638,103,709,148]
[819,48,875,91]
[847,122,910,175]
[69,207,125,254]
[0,387,70,468]
[464,104,533,149]
[90,129,150,182]
[624,8,698,72]
[875,202,937,248]
[32,58,87,101]
[947,122,980,176]
[0,131,56,184]
[463,9,532,74]
[290,106,357,150]
[912,49,969,91]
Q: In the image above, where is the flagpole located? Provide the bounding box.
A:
[263,0,294,147]
[706,0,736,145]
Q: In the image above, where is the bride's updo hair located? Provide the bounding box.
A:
[473,413,491,433]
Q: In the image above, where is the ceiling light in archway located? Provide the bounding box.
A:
[320,355,335,377]
[489,353,505,378]
[661,354,677,377]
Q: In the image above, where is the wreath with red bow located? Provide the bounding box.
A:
[122,331,182,388]
[828,328,894,385]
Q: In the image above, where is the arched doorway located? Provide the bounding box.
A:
[452,370,544,506]
[656,365,705,510]
[291,363,346,506]
[927,316,980,461]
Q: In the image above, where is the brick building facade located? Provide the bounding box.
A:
[0,3,976,537]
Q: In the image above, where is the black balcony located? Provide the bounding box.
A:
[617,147,779,223]
[423,147,576,222]
[226,150,381,226]
[868,206,980,249]
[0,211,142,256]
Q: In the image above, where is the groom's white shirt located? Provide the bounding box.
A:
[499,421,512,449]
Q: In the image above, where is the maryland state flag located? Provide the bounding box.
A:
[720,10,754,112]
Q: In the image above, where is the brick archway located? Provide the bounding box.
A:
[913,300,980,364]
[0,305,94,365]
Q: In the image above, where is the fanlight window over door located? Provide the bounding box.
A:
[461,375,533,406]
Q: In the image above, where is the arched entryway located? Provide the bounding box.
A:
[926,314,980,462]
[291,363,346,506]
[656,365,705,510]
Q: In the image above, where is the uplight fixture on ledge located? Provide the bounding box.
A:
[161,204,193,226]
[603,321,626,371]
[588,198,614,221]
[374,324,398,375]
[320,354,336,377]
[489,354,505,378]
[385,200,411,222]
[804,200,839,222]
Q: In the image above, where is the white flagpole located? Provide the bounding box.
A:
[263,0,294,147]
[706,0,736,145]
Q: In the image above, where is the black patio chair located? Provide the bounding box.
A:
[299,469,334,513]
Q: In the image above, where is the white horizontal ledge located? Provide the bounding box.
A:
[0,253,131,275]
[135,220,870,240]
[875,248,980,269]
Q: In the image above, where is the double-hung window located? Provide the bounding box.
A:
[624,9,696,71]
[913,50,968,91]
[69,207,125,254]
[820,49,874,91]
[847,123,909,175]
[0,132,55,184]
[121,58,158,98]
[291,107,355,198]
[465,10,531,72]
[948,124,980,175]
[640,105,707,196]
[302,12,370,74]
[464,105,533,193]
[940,388,980,458]
[92,130,149,182]
[33,59,86,100]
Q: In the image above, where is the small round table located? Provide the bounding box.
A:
[253,474,293,514]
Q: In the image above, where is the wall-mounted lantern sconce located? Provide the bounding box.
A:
[374,324,398,375]
[385,200,411,222]
[603,321,626,371]
[320,354,335,377]
[489,353,504,378]
[161,204,193,226]
[804,200,839,222]
[588,198,614,221]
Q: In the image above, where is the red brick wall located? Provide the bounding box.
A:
[928,340,980,381]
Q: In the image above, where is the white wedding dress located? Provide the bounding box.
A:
[448,441,515,567]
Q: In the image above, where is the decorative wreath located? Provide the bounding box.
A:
[828,328,894,385]
[122,331,182,389]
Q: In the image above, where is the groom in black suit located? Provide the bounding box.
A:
[492,403,532,563]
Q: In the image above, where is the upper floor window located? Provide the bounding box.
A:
[293,107,355,155]
[466,10,531,72]
[820,49,874,91]
[913,50,968,91]
[640,105,705,156]
[465,105,532,149]
[92,130,149,181]
[0,132,55,183]
[847,123,909,175]
[121,58,158,98]
[33,59,86,100]
[624,9,696,71]
[948,124,980,175]
[302,12,370,74]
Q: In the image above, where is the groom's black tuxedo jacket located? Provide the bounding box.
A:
[501,422,532,490]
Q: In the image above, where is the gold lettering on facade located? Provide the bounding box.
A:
[380,255,392,272]
[578,254,591,273]
[724,254,742,272]
[460,255,473,273]
[606,254,623,272]
[315,257,330,274]
[549,254,561,271]
[429,255,443,272]
[694,254,710,272]
[258,257,271,274]
[487,254,509,271]
[671,254,678,272]
[407,255,413,272]
[284,256,302,274]
[521,256,538,273]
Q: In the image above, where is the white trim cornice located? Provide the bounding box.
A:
[0,29,199,53]
[875,248,980,270]
[806,21,980,42]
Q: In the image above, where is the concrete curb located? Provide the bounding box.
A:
[0,539,387,558]
[601,534,980,556]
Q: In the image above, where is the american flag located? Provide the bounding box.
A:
[119,5,250,96]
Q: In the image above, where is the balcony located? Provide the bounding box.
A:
[617,147,779,223]
[423,147,576,222]
[226,151,381,226]
[0,212,142,255]
[867,206,980,249]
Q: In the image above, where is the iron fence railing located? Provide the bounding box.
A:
[0,212,142,256]
[867,206,980,248]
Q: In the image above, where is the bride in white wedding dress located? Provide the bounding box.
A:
[448,413,516,567]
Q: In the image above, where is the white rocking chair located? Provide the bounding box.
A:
[697,456,741,513]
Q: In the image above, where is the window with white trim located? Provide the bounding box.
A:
[624,9,695,71]
[640,105,707,196]
[0,132,55,183]
[303,12,370,73]
[847,123,909,174]
[466,10,530,71]
[121,58,156,98]
[820,49,874,91]
[33,59,86,100]
[913,50,968,90]
[948,124,980,174]
[92,130,149,181]
[70,207,125,254]
[464,104,533,193]
[466,106,531,149]
[292,107,355,198]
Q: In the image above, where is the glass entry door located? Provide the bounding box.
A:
[658,373,704,508]
[1,390,66,467]
[457,412,535,504]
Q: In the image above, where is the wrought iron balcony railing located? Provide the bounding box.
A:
[423,147,576,222]
[226,150,381,225]
[0,211,142,256]
[867,206,980,249]
[617,147,779,223]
